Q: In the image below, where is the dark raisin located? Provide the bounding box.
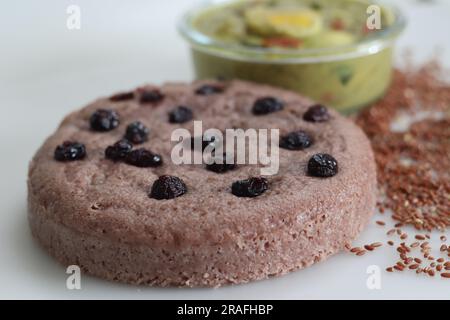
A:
[125,148,162,167]
[109,91,134,102]
[140,89,164,104]
[168,106,193,124]
[195,84,223,95]
[279,130,313,150]
[150,175,187,200]
[54,141,86,161]
[303,104,330,122]
[231,177,268,198]
[124,121,149,144]
[89,109,120,132]
[252,97,284,115]
[206,153,236,173]
[307,153,338,177]
[105,139,133,161]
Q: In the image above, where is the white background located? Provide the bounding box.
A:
[0,0,449,299]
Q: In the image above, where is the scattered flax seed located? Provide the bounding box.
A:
[404,257,413,265]
[357,64,450,233]
[376,221,386,226]
[355,63,450,281]
[364,245,374,251]
[371,242,383,248]
[350,247,363,253]
[356,250,366,256]
[421,242,429,249]
[394,265,404,271]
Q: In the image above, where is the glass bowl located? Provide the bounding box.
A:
[178,0,406,113]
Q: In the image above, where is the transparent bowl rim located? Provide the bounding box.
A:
[178,0,407,63]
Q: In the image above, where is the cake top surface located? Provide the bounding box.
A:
[28,79,375,245]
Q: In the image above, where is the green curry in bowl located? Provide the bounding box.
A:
[179,0,405,113]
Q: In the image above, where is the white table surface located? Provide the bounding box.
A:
[0,0,449,299]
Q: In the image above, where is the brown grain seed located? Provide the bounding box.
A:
[414,258,422,264]
[387,240,394,246]
[440,273,450,278]
[394,265,404,271]
[387,229,396,236]
[364,245,374,251]
[371,242,383,248]
[415,235,426,240]
[441,236,447,242]
[350,247,362,253]
[376,221,386,226]
[409,264,419,270]
[421,242,429,249]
